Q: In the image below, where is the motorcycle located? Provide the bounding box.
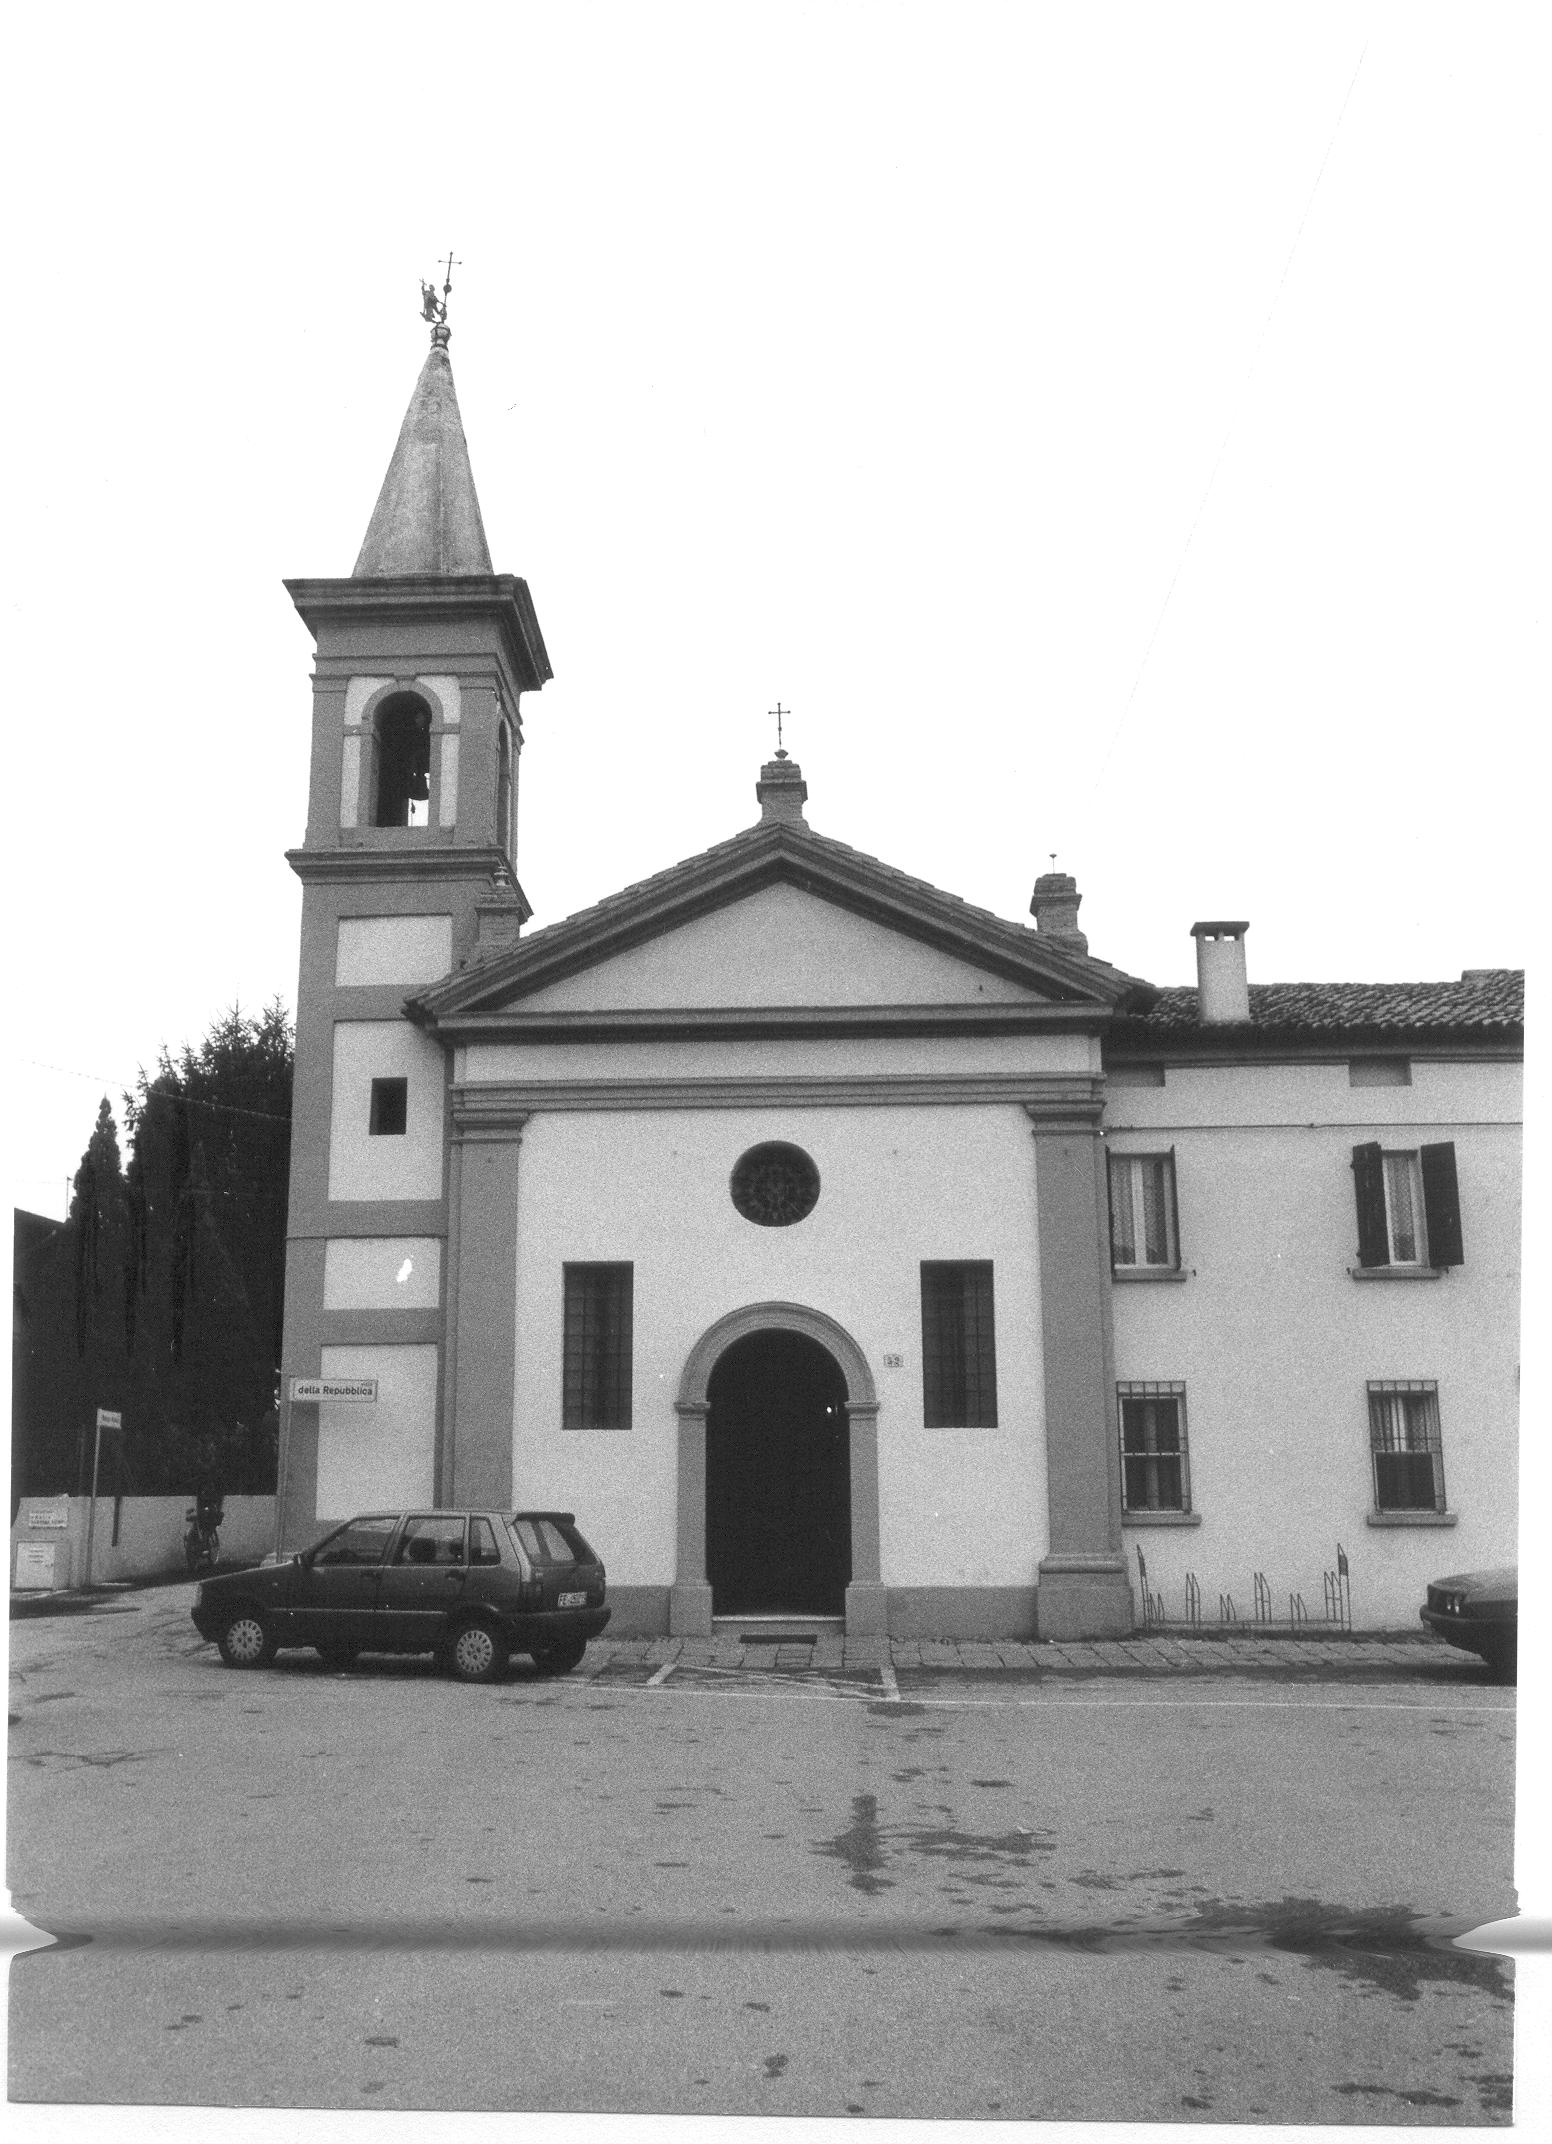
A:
[184,1497,224,1575]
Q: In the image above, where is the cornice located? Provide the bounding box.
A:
[288,843,532,918]
[1105,1034,1524,1068]
[449,1072,1104,1116]
[285,574,551,692]
[423,1000,1109,1045]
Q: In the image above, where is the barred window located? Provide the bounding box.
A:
[920,1262,998,1427]
[1118,1383,1190,1513]
[1368,1381,1445,1512]
[562,1264,633,1430]
[1108,1152,1179,1271]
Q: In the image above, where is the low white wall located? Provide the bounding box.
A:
[10,1496,276,1590]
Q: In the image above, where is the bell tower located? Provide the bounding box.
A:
[276,304,550,1548]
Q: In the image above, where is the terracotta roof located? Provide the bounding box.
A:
[1110,971,1523,1045]
[510,817,1145,991]
[413,814,1157,1023]
[353,332,493,577]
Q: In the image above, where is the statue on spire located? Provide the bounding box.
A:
[420,252,461,338]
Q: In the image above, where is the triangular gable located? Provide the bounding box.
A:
[412,822,1154,1036]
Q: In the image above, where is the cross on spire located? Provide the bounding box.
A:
[770,701,788,758]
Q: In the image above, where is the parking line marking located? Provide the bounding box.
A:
[645,1662,677,1688]
[879,1664,902,1703]
[616,1678,1509,1718]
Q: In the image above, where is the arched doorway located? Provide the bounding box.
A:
[706,1329,852,1616]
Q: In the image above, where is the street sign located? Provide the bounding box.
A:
[289,1378,379,1404]
[96,1409,123,1430]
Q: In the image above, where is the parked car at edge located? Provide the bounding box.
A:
[191,1510,610,1682]
[1420,1566,1516,1683]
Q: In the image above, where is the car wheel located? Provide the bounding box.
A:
[216,1610,275,1669]
[531,1638,587,1676]
[1483,1638,1517,1685]
[317,1647,358,1670]
[448,1621,507,1684]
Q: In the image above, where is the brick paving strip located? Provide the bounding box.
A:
[572,1631,1489,1683]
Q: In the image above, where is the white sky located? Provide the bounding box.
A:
[3,1,1544,1222]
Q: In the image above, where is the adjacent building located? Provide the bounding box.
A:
[275,320,1522,1637]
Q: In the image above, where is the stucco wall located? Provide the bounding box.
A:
[515,882,1052,1009]
[507,1103,1048,1594]
[327,1021,447,1202]
[11,1496,277,1589]
[1107,1056,1521,1626]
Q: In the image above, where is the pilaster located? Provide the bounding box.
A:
[1026,1092,1133,1638]
[443,1097,529,1508]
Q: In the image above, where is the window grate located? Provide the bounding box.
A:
[563,1264,634,1430]
[920,1262,998,1427]
[1367,1380,1444,1512]
[1117,1381,1190,1513]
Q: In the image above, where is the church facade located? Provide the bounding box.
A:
[276,322,1523,1638]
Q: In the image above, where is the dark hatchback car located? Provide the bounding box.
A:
[1420,1566,1517,1683]
[192,1510,610,1682]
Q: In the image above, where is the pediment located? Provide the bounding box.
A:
[411,823,1153,1037]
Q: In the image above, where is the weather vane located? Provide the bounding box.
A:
[770,702,789,756]
[420,250,462,328]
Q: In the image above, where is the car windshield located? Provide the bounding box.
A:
[507,1516,591,1565]
[311,1515,398,1566]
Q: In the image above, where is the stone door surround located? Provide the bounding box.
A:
[669,1300,884,1637]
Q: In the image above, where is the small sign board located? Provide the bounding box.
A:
[290,1378,379,1404]
[14,1541,59,1590]
[96,1408,123,1431]
[22,1497,71,1530]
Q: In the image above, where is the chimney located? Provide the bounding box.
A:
[475,863,527,957]
[1029,870,1088,954]
[1191,920,1250,1023]
[756,750,809,826]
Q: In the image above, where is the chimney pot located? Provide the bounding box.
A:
[1190,920,1250,1023]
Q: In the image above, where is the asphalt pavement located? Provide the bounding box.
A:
[6,1579,1522,2127]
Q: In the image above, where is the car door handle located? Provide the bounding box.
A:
[446,1570,466,1588]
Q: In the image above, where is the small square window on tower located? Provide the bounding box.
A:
[368,1077,409,1137]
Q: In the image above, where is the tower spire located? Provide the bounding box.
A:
[353,272,491,578]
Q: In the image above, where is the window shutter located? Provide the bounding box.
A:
[1166,1145,1181,1267]
[1420,1142,1464,1267]
[1351,1143,1388,1267]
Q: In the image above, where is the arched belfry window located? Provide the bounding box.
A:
[496,722,513,856]
[373,693,432,827]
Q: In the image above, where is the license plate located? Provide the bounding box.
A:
[557,1591,587,1609]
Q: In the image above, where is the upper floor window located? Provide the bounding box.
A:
[920,1261,998,1427]
[1351,1142,1463,1270]
[1108,1151,1179,1272]
[373,693,432,827]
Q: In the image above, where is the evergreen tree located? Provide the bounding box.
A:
[10,1005,293,1499]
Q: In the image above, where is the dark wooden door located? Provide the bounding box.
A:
[706,1330,851,1616]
